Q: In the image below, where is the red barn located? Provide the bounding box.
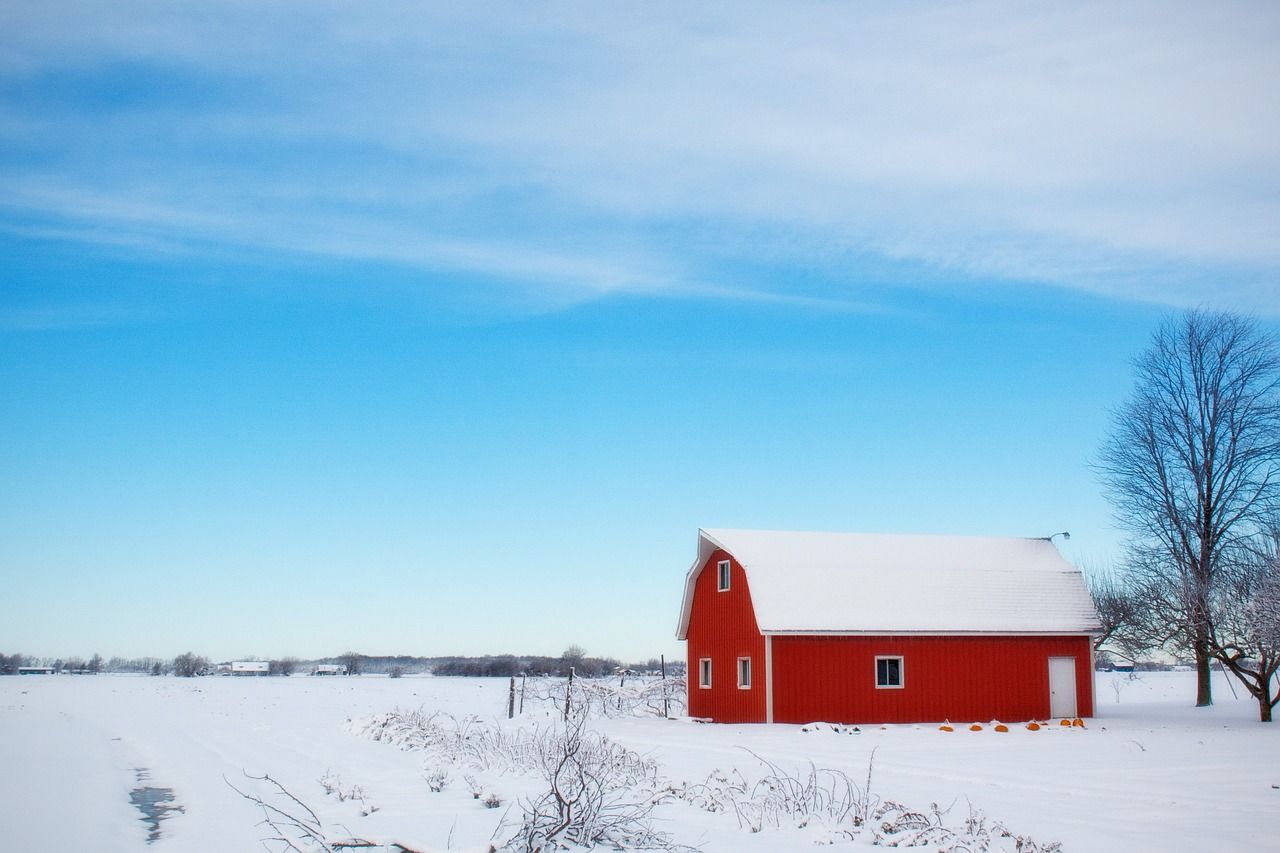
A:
[676,528,1101,724]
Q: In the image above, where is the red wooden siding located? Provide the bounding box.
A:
[685,549,767,723]
[770,634,1094,724]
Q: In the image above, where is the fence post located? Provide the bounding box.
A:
[661,654,669,719]
[508,675,516,719]
[519,673,526,715]
[565,666,574,721]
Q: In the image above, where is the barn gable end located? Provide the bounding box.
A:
[684,549,767,723]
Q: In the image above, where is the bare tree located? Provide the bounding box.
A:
[269,658,299,677]
[1098,310,1280,706]
[337,652,363,676]
[173,652,208,677]
[1209,534,1280,722]
[560,645,587,676]
[1084,564,1149,662]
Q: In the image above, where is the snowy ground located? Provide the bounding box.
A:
[1,671,1276,852]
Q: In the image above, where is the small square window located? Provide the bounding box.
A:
[699,658,712,689]
[737,657,751,689]
[717,560,731,592]
[875,656,904,689]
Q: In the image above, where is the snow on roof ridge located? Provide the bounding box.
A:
[677,527,1101,639]
[700,526,1058,544]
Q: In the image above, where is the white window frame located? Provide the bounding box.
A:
[698,657,712,689]
[875,655,904,689]
[716,559,731,592]
[737,656,752,690]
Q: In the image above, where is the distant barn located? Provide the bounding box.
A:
[312,664,347,676]
[676,528,1101,724]
[231,661,270,676]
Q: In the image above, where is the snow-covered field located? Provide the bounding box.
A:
[1,671,1275,852]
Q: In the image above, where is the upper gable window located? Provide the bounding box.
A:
[717,559,731,592]
[875,656,904,689]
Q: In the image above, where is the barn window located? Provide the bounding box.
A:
[698,658,712,688]
[717,560,731,591]
[737,657,752,689]
[875,656,904,689]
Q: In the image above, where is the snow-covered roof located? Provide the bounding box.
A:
[231,661,270,671]
[676,528,1102,639]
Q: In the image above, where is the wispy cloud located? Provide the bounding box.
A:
[0,302,158,331]
[1,1,1277,312]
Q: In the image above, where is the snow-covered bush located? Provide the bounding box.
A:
[495,710,684,852]
[871,800,1062,851]
[228,773,396,852]
[351,706,682,850]
[520,674,687,719]
[673,751,877,837]
[673,752,1061,852]
[317,769,378,815]
[349,707,1061,852]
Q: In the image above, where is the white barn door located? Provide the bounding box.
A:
[1048,656,1077,718]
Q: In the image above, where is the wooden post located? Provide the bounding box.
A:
[507,675,516,719]
[519,674,526,715]
[565,666,574,720]
[618,669,625,712]
[661,655,669,719]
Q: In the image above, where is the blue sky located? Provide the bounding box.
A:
[2,2,1277,662]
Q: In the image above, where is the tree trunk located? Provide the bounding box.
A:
[1261,699,1273,723]
[1195,635,1213,707]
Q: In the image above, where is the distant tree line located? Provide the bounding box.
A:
[2,648,685,680]
[428,647,678,678]
[1,652,109,674]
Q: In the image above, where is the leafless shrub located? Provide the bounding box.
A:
[1108,673,1142,704]
[350,709,539,774]
[464,773,483,799]
[495,711,687,852]
[227,772,407,852]
[317,770,378,816]
[425,768,451,793]
[352,705,683,850]
[673,749,877,836]
[521,675,687,719]
[872,799,1062,852]
[351,707,1056,852]
[673,751,1058,852]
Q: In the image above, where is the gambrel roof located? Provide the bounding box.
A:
[676,528,1102,639]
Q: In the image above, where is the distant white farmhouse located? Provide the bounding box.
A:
[231,661,271,676]
[312,664,347,676]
